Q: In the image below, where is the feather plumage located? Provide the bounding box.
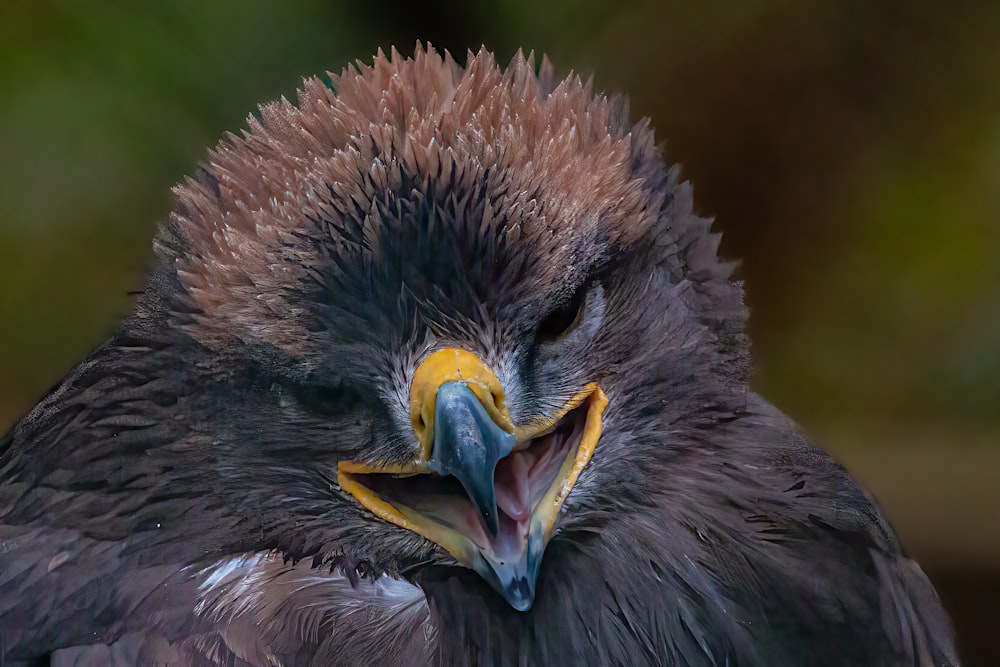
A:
[0,45,958,666]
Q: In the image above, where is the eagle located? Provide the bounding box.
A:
[0,46,959,666]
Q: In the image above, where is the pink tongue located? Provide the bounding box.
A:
[494,449,533,522]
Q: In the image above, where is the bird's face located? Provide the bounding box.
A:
[158,49,747,612]
[341,345,608,610]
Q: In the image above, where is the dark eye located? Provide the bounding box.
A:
[535,283,588,343]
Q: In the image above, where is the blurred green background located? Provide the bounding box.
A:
[1,0,997,661]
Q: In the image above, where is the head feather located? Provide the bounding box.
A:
[163,45,731,359]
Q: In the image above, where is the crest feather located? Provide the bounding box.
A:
[164,45,695,351]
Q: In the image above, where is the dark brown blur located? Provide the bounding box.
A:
[1,1,997,662]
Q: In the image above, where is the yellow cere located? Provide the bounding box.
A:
[408,348,514,459]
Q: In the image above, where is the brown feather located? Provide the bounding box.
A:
[170,46,660,353]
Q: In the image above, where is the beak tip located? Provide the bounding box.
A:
[475,527,544,612]
[502,576,536,611]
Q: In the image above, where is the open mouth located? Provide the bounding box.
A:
[337,347,607,610]
[341,396,591,567]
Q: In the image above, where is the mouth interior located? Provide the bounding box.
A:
[344,400,588,563]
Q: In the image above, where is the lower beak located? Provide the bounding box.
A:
[338,348,607,611]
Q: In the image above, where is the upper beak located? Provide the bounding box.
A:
[427,381,515,537]
[338,347,607,611]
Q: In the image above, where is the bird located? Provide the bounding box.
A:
[0,45,960,666]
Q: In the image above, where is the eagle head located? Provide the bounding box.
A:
[6,44,954,667]
[156,45,746,613]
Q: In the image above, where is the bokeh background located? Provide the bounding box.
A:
[1,0,997,661]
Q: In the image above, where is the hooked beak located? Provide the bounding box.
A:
[338,348,607,611]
